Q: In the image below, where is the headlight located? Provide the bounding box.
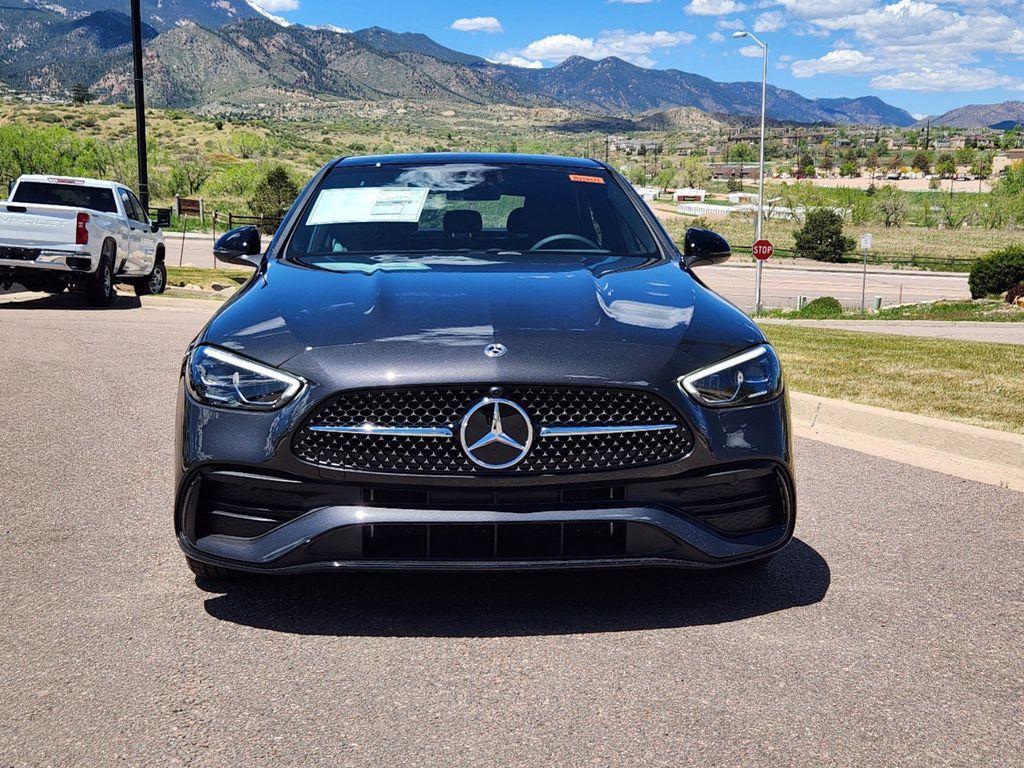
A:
[678,345,783,408]
[186,345,304,411]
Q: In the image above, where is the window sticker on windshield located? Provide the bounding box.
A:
[306,187,430,225]
[569,174,605,184]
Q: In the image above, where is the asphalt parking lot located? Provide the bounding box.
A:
[1,297,1021,767]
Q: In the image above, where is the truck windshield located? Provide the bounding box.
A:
[285,162,660,265]
[12,182,118,214]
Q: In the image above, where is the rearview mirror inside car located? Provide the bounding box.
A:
[214,225,262,269]
[681,227,731,269]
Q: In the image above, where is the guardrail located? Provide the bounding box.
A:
[730,244,974,273]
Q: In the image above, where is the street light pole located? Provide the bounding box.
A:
[130,0,149,210]
[733,30,768,314]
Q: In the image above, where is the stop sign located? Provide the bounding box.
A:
[753,239,774,261]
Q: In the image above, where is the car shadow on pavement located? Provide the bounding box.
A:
[0,291,142,310]
[200,538,829,637]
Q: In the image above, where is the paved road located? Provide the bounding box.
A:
[1,300,1020,767]
[761,317,1024,345]
[164,233,970,312]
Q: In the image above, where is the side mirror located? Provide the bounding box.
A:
[150,222,160,233]
[682,227,731,269]
[214,225,262,268]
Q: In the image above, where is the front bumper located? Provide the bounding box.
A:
[175,372,795,573]
[177,460,795,573]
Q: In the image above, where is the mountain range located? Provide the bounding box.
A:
[918,101,1024,130]
[0,0,922,126]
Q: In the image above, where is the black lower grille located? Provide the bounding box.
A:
[305,521,679,561]
[0,246,41,261]
[293,385,693,475]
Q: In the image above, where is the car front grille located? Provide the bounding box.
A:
[293,385,694,475]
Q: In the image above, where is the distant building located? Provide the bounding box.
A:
[709,162,757,180]
[632,186,660,202]
[607,136,663,154]
[673,188,707,202]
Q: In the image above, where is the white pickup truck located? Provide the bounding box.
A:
[0,175,166,306]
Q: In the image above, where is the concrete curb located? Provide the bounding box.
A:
[790,391,1024,492]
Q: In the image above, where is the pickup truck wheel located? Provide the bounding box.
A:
[134,260,167,296]
[86,243,116,307]
[186,556,246,582]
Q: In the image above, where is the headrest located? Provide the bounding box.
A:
[505,207,529,235]
[443,209,483,236]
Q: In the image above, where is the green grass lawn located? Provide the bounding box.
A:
[166,267,249,291]
[763,325,1024,434]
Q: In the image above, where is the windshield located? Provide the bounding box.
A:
[285,162,659,266]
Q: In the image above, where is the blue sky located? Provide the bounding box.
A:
[253,1,1024,116]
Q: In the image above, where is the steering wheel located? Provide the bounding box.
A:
[529,233,601,251]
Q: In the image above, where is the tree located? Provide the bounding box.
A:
[935,153,956,178]
[874,186,910,228]
[971,152,994,179]
[797,152,815,178]
[866,152,880,180]
[70,84,95,105]
[169,156,211,196]
[247,165,299,221]
[937,195,971,229]
[793,209,855,263]
[839,158,858,178]
[677,156,711,189]
[652,167,675,192]
[911,152,931,174]
[822,148,836,174]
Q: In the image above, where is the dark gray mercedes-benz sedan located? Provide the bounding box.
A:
[176,153,793,579]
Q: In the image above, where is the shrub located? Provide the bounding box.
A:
[793,209,855,263]
[968,246,1024,298]
[247,164,299,223]
[1005,281,1024,306]
[796,296,844,318]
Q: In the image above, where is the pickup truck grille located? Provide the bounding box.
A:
[0,247,41,261]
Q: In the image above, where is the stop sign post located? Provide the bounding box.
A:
[752,239,772,313]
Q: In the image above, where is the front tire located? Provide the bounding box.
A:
[134,259,167,296]
[86,241,116,307]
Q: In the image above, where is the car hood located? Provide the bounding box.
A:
[202,253,764,389]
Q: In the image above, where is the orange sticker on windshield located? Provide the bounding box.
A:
[568,173,605,184]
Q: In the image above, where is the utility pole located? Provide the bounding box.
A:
[130,0,149,210]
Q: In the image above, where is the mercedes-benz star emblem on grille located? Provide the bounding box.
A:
[483,343,507,358]
[459,398,533,469]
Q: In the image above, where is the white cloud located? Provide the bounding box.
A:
[245,1,294,26]
[774,0,864,18]
[871,66,1024,93]
[791,48,877,77]
[708,31,726,42]
[489,53,544,68]
[450,16,504,34]
[715,18,745,30]
[738,44,764,57]
[518,29,696,67]
[686,0,748,15]
[251,0,299,11]
[779,1,1024,93]
[753,11,785,33]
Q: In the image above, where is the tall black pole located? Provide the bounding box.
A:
[130,0,149,210]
